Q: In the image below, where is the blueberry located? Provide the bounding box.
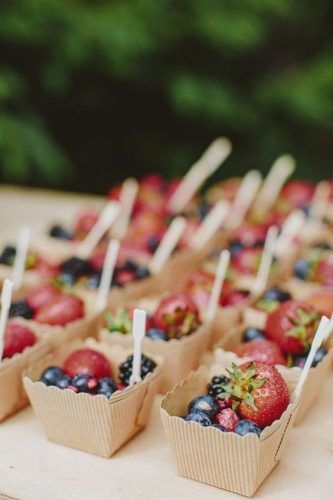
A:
[59,273,76,286]
[49,225,73,241]
[242,327,265,343]
[71,373,99,393]
[199,201,210,220]
[135,266,150,280]
[147,236,160,253]
[59,257,92,283]
[97,389,114,399]
[263,287,291,303]
[56,375,72,389]
[9,300,34,320]
[0,245,16,265]
[86,272,101,289]
[294,259,310,280]
[301,204,311,217]
[146,328,169,341]
[229,240,244,257]
[40,366,65,386]
[99,377,117,393]
[188,395,220,417]
[312,346,327,368]
[212,424,228,432]
[234,419,261,437]
[185,411,213,426]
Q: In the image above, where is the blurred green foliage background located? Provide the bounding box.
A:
[0,0,332,193]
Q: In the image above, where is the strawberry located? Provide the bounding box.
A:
[233,339,287,366]
[35,293,84,326]
[223,361,290,428]
[152,293,201,339]
[63,348,112,378]
[221,289,249,307]
[232,247,262,275]
[234,222,267,247]
[74,208,99,237]
[280,180,315,209]
[303,292,333,316]
[214,408,240,431]
[265,300,320,355]
[3,322,36,359]
[316,258,333,287]
[26,283,61,312]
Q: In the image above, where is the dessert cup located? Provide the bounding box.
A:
[23,338,162,457]
[160,363,298,497]
[213,323,333,423]
[0,321,49,422]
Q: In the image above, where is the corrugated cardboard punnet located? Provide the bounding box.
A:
[213,323,333,423]
[160,363,298,497]
[23,338,163,457]
[0,320,49,422]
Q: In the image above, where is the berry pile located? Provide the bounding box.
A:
[183,361,290,434]
[104,293,201,342]
[232,298,326,368]
[40,348,157,398]
[8,283,84,326]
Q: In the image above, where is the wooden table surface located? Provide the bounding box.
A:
[0,185,333,500]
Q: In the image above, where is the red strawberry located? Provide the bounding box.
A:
[152,293,201,338]
[206,178,241,204]
[3,322,36,359]
[234,222,267,247]
[222,289,250,307]
[26,283,61,312]
[63,348,112,378]
[214,408,240,431]
[232,247,262,275]
[280,180,315,209]
[233,339,286,366]
[35,293,84,326]
[225,361,290,428]
[265,300,320,355]
[140,174,165,192]
[34,259,59,278]
[108,184,122,201]
[217,397,232,410]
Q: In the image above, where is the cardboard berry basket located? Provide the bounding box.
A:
[0,264,42,290]
[23,338,163,457]
[99,324,211,394]
[20,296,101,350]
[283,277,333,300]
[160,364,298,497]
[0,322,49,422]
[213,323,333,423]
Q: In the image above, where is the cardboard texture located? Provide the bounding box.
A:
[99,324,211,393]
[284,277,332,300]
[23,338,163,457]
[160,364,298,497]
[213,323,333,424]
[0,324,49,422]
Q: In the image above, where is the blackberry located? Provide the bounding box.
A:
[118,354,157,386]
[0,245,16,265]
[49,225,73,241]
[59,257,92,283]
[9,300,34,320]
[207,375,229,397]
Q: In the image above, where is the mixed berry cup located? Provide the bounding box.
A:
[160,363,298,497]
[23,338,162,457]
